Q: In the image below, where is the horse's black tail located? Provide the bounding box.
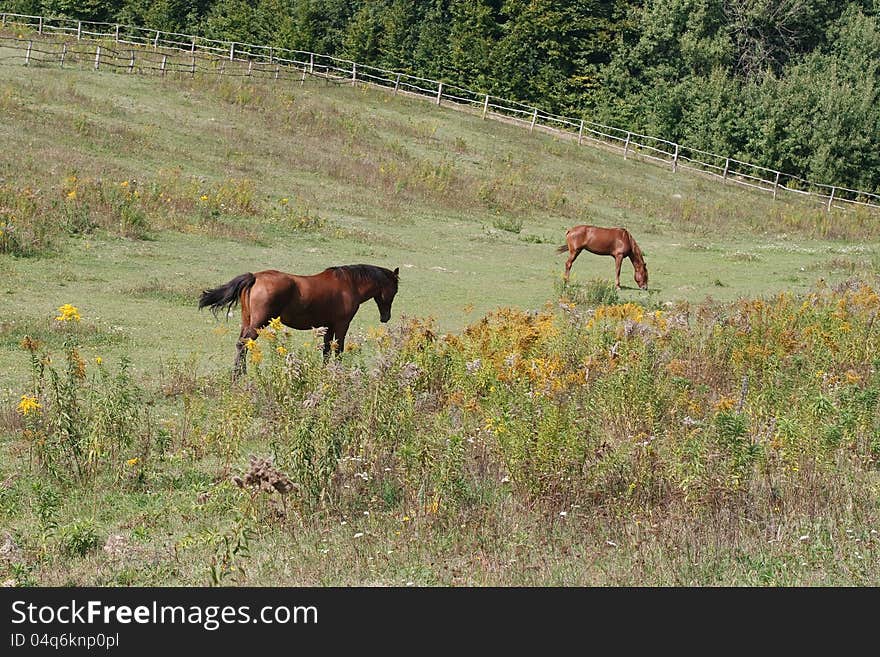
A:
[198,273,256,319]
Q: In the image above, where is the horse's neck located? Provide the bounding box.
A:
[626,236,642,264]
[354,279,381,302]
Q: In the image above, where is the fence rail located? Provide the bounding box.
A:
[2,11,879,214]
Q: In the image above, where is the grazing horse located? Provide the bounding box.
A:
[557,225,648,289]
[199,264,399,378]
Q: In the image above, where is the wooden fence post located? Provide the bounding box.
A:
[247,60,252,76]
[25,40,32,66]
[153,30,159,48]
[827,186,836,212]
[190,39,195,53]
[394,73,401,94]
[309,53,314,74]
[1,13,6,28]
[38,16,42,35]
[672,143,679,172]
[623,132,631,160]
[772,171,781,200]
[115,24,119,43]
[161,54,167,76]
[128,49,134,73]
[351,62,356,86]
[190,55,195,77]
[94,45,101,70]
[60,43,66,68]
[436,82,443,106]
[275,63,280,80]
[229,42,235,61]
[301,64,307,85]
[529,108,538,132]
[77,21,82,40]
[482,94,489,119]
[578,119,584,145]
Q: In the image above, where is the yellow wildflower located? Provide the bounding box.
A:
[268,316,283,331]
[17,395,41,416]
[245,339,263,364]
[714,396,735,411]
[120,180,129,187]
[19,336,41,352]
[276,346,288,356]
[200,194,209,202]
[281,198,289,205]
[66,189,77,200]
[95,356,103,365]
[55,304,81,322]
[126,457,139,466]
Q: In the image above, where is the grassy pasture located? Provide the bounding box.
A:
[1,44,879,586]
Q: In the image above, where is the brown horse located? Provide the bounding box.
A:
[557,225,648,289]
[199,264,399,378]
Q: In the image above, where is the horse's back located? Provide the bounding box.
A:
[568,224,629,255]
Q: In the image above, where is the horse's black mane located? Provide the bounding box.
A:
[329,264,398,288]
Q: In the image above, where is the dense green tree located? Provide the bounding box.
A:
[3,0,878,189]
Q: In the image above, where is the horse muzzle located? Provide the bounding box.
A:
[380,313,391,323]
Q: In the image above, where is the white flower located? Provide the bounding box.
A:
[353,532,364,539]
[559,511,567,517]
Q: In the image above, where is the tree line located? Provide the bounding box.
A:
[4,0,880,192]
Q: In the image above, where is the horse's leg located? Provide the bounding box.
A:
[564,248,581,283]
[333,320,352,357]
[614,254,623,289]
[233,326,257,382]
[322,325,334,362]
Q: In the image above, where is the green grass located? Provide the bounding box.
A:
[1,40,879,586]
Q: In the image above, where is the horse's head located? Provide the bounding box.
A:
[634,262,648,290]
[375,267,400,323]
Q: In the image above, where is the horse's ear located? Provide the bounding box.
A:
[393,267,399,278]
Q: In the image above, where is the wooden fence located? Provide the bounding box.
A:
[1,11,878,215]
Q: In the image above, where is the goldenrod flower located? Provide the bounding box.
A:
[17,395,41,416]
[280,198,289,205]
[269,317,283,331]
[19,336,41,352]
[55,304,81,322]
[126,457,139,466]
[245,338,263,364]
[200,194,209,202]
[276,346,288,356]
[66,189,77,200]
[120,180,129,187]
[95,356,103,365]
